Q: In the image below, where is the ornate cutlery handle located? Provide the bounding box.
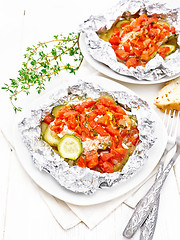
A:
[123,150,179,239]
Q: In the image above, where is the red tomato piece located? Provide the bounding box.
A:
[97,115,110,126]
[50,124,64,134]
[123,25,132,33]
[120,128,127,138]
[148,46,156,56]
[148,28,159,38]
[158,46,170,58]
[89,120,97,129]
[115,49,129,61]
[54,118,62,126]
[109,35,120,45]
[143,39,151,48]
[94,126,109,136]
[79,114,86,127]
[111,148,127,162]
[109,105,126,114]
[106,126,120,136]
[85,150,99,169]
[134,48,142,57]
[141,51,149,61]
[114,113,124,120]
[78,156,86,168]
[100,161,114,173]
[88,111,98,122]
[55,106,70,119]
[75,103,84,113]
[98,96,115,107]
[162,24,170,31]
[75,126,82,135]
[82,98,96,108]
[100,151,113,162]
[170,26,176,34]
[148,17,158,25]
[135,40,144,50]
[44,114,54,124]
[111,45,119,51]
[113,27,121,36]
[123,42,131,52]
[66,115,77,130]
[125,57,138,68]
[95,103,107,115]
[63,110,78,119]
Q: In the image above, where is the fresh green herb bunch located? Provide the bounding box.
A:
[2,32,83,112]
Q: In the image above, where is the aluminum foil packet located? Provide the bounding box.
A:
[80,0,180,81]
[18,79,155,194]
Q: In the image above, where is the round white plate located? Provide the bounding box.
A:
[13,76,167,206]
[79,33,180,85]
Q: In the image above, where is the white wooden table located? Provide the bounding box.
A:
[0,0,180,239]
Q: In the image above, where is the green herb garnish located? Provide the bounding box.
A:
[2,32,83,112]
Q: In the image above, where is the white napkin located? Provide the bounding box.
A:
[35,148,180,230]
[36,168,156,230]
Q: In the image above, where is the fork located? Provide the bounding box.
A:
[123,110,180,239]
[140,110,180,240]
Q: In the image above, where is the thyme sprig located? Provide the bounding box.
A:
[2,32,83,112]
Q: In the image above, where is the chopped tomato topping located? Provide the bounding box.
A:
[100,151,113,162]
[98,96,115,107]
[99,161,114,173]
[123,42,131,52]
[170,26,176,34]
[97,115,110,126]
[44,114,54,124]
[158,46,170,58]
[85,150,99,169]
[115,49,129,61]
[111,148,128,162]
[50,96,140,173]
[94,126,108,136]
[105,14,175,68]
[111,45,119,51]
[109,35,120,45]
[126,57,138,68]
[113,27,121,36]
[106,125,120,136]
[78,156,86,168]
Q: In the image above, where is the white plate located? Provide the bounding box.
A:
[13,76,167,206]
[79,33,180,85]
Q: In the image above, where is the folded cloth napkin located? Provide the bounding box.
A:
[36,168,156,230]
[35,148,180,230]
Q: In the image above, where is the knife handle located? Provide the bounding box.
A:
[123,151,179,239]
[139,161,164,240]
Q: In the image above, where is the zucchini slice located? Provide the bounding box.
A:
[98,28,114,42]
[158,20,170,28]
[41,121,48,137]
[115,20,130,29]
[158,44,176,57]
[58,134,83,160]
[43,125,60,147]
[51,105,65,117]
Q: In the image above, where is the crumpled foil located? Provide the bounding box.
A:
[80,0,180,81]
[18,79,155,194]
